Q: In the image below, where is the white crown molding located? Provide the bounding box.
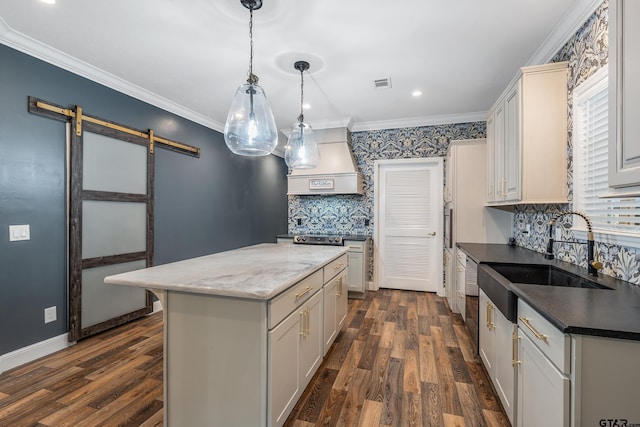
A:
[527,0,605,66]
[350,111,488,132]
[0,333,73,374]
[0,18,224,133]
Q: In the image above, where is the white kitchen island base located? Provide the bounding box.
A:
[105,243,348,427]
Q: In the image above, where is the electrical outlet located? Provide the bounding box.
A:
[44,306,57,324]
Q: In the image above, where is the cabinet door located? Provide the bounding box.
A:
[517,332,570,427]
[269,307,302,427]
[486,113,496,203]
[444,249,455,312]
[478,290,495,375]
[346,251,364,293]
[504,82,521,201]
[455,252,466,316]
[300,290,324,387]
[609,0,640,189]
[494,311,516,425]
[323,277,338,354]
[336,271,348,330]
[493,103,506,201]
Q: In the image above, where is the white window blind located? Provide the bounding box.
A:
[573,66,640,240]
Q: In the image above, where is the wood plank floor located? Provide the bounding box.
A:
[0,289,509,427]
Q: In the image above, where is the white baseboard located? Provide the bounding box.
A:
[152,300,163,313]
[0,333,73,375]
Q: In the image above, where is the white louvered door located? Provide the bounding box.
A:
[375,158,443,292]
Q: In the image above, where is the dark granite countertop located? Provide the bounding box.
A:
[457,243,640,341]
[277,233,371,241]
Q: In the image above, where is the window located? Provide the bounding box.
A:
[573,65,640,245]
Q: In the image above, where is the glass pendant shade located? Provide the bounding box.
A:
[285,120,320,169]
[224,83,278,156]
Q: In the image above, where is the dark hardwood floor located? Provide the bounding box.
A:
[0,289,509,427]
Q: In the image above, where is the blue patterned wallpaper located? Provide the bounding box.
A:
[288,0,640,286]
[288,123,487,236]
[513,0,640,285]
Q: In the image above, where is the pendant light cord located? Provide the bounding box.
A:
[298,68,304,122]
[247,7,258,85]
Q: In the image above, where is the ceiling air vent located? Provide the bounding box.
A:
[373,77,392,89]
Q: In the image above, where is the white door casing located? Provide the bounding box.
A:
[374,158,443,294]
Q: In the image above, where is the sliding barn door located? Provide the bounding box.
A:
[68,115,153,341]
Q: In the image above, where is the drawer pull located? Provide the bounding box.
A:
[518,316,548,342]
[456,267,464,272]
[336,277,343,297]
[299,307,310,337]
[512,331,521,367]
[295,286,313,299]
[348,245,360,250]
[333,263,345,270]
[486,302,495,330]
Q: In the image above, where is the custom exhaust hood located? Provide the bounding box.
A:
[287,127,364,195]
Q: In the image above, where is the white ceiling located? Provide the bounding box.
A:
[0,0,601,137]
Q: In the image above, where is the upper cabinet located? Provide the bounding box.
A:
[486,62,569,207]
[609,0,640,194]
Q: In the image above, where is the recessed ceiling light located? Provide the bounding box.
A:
[412,90,423,97]
[40,0,56,4]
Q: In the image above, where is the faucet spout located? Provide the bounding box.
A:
[543,210,601,276]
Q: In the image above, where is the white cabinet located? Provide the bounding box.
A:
[486,113,497,202]
[516,299,640,427]
[455,251,466,317]
[516,300,571,427]
[486,62,568,206]
[270,289,324,427]
[609,0,640,193]
[323,262,348,354]
[344,239,370,297]
[517,332,570,427]
[444,248,455,312]
[479,290,517,425]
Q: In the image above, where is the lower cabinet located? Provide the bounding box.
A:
[517,331,569,427]
[455,251,466,316]
[478,290,517,425]
[323,269,348,353]
[269,289,324,427]
[344,239,371,297]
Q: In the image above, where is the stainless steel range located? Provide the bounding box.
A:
[293,235,344,246]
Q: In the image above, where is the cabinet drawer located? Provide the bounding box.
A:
[323,254,348,282]
[269,269,322,329]
[517,300,570,374]
[344,241,364,252]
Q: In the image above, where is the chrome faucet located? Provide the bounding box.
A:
[543,210,603,276]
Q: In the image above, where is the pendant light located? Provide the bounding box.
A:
[224,0,278,156]
[284,61,320,169]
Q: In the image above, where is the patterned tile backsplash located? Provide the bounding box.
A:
[288,0,640,286]
[288,122,487,237]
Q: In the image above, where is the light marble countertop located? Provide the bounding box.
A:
[104,243,348,300]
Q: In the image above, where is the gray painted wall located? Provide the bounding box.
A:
[0,44,288,354]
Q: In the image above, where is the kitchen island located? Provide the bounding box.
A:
[105,243,349,427]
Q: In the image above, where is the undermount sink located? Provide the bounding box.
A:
[487,263,613,290]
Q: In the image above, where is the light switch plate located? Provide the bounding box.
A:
[9,224,30,242]
[44,306,57,324]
